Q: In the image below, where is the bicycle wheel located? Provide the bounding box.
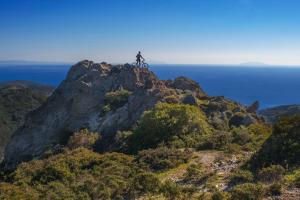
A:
[142,62,149,68]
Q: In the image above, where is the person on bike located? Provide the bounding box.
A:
[136,51,144,67]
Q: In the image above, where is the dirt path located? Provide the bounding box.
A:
[159,150,244,189]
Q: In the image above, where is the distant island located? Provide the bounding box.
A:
[240,62,269,66]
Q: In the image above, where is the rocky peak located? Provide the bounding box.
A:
[2,60,204,170]
[65,60,164,91]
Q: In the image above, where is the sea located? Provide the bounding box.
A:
[1,63,300,109]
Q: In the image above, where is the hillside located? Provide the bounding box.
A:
[259,105,300,124]
[0,80,54,97]
[2,60,262,170]
[0,61,299,200]
[0,81,54,161]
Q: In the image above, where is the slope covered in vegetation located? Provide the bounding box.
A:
[1,62,299,199]
[0,81,53,160]
[1,101,289,200]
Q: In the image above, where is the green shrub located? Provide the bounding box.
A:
[0,183,40,200]
[184,164,202,182]
[228,170,254,186]
[232,127,251,145]
[135,147,191,172]
[128,102,212,152]
[294,172,300,187]
[104,89,132,111]
[199,131,232,150]
[111,130,133,151]
[230,183,264,200]
[67,129,99,150]
[258,165,285,183]
[227,124,271,153]
[250,116,300,169]
[212,190,227,200]
[102,104,111,113]
[160,180,182,199]
[206,123,270,154]
[224,143,241,154]
[246,124,272,147]
[183,164,210,183]
[266,183,282,196]
[132,173,161,196]
[285,169,300,188]
[1,148,167,199]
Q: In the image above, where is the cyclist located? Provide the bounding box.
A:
[136,51,144,67]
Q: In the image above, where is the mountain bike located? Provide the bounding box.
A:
[132,59,149,68]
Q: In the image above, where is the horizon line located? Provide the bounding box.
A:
[1,60,300,67]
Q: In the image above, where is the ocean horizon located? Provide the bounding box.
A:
[1,63,300,109]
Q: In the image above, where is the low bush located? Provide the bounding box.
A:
[132,173,161,196]
[160,180,182,200]
[250,116,300,169]
[232,127,251,145]
[112,130,133,151]
[211,190,227,200]
[258,165,285,183]
[0,148,166,199]
[183,164,210,183]
[285,169,300,188]
[199,131,232,150]
[104,89,132,111]
[228,170,254,186]
[224,143,241,154]
[135,147,191,172]
[0,183,40,200]
[230,183,264,200]
[231,124,271,151]
[67,129,99,150]
[241,124,272,152]
[266,183,282,196]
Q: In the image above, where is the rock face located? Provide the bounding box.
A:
[2,60,261,170]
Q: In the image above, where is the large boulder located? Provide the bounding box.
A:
[165,76,206,96]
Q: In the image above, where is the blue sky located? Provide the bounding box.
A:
[1,0,300,65]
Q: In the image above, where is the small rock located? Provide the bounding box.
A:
[247,101,260,113]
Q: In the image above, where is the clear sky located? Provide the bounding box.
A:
[1,0,300,65]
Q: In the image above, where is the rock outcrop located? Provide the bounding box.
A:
[2,61,198,169]
[2,60,261,170]
[246,100,260,113]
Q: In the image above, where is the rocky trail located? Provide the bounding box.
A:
[159,150,248,191]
